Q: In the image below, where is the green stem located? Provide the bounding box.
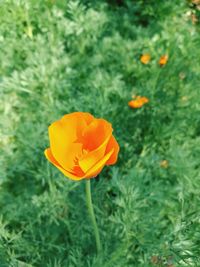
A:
[85,179,101,253]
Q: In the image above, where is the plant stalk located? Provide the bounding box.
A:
[85,179,101,253]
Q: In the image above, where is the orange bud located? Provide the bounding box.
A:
[151,255,160,264]
[192,0,200,4]
[191,13,198,24]
[44,112,119,180]
[160,160,169,168]
[128,96,149,109]
[159,55,168,66]
[140,54,151,64]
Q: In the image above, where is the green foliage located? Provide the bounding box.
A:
[0,0,200,266]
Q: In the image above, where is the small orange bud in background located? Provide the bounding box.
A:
[191,13,198,24]
[192,0,200,5]
[140,54,151,64]
[44,112,119,181]
[151,255,160,265]
[160,160,169,169]
[128,96,149,109]
[159,55,168,66]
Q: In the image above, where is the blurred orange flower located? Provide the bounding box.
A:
[192,0,200,4]
[128,96,149,108]
[191,13,198,24]
[160,160,169,169]
[159,55,168,66]
[44,112,119,181]
[140,54,151,64]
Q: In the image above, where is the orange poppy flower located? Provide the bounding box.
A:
[140,54,151,64]
[159,55,168,66]
[44,112,119,181]
[128,96,149,108]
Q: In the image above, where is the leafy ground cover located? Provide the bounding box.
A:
[0,0,200,266]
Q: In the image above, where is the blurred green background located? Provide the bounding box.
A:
[0,0,200,266]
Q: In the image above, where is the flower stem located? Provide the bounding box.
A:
[85,179,101,253]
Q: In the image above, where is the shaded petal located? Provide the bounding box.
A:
[82,119,113,151]
[81,112,94,125]
[44,147,60,166]
[61,112,94,142]
[105,135,120,165]
[79,134,111,173]
[44,148,84,181]
[84,149,114,179]
[48,119,74,170]
[49,119,83,171]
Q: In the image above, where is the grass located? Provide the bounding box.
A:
[0,0,200,266]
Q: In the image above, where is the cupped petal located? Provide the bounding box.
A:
[79,133,111,173]
[44,147,60,166]
[84,148,114,179]
[49,119,83,171]
[78,118,113,173]
[81,112,94,125]
[44,148,84,181]
[105,135,120,165]
[48,119,75,170]
[82,119,113,151]
[61,112,94,142]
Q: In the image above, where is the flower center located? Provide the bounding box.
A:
[74,149,88,165]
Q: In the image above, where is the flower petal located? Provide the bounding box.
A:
[79,134,111,173]
[48,119,82,171]
[82,119,112,151]
[78,119,113,172]
[105,135,120,165]
[84,148,114,179]
[61,112,94,142]
[140,54,151,64]
[44,148,84,181]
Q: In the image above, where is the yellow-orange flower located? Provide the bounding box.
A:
[128,96,149,109]
[159,55,168,66]
[140,54,151,64]
[160,160,169,169]
[44,112,119,181]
